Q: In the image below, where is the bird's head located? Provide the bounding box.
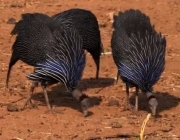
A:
[72,89,90,117]
[80,96,90,117]
[147,92,158,116]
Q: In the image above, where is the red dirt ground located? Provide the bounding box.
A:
[0,0,180,139]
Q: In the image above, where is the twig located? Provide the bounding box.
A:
[2,53,11,56]
[87,133,139,140]
[139,113,151,140]
[0,97,26,107]
[172,72,180,76]
[11,137,24,140]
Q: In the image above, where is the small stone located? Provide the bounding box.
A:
[108,99,119,106]
[6,18,17,24]
[99,22,107,28]
[110,121,122,128]
[71,134,78,139]
[161,127,172,132]
[7,104,19,112]
[10,3,23,8]
[20,85,26,90]
[54,134,61,139]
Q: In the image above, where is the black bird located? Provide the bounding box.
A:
[6,13,52,88]
[111,9,166,116]
[52,8,104,79]
[6,13,90,116]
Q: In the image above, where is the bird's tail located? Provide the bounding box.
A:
[113,9,153,36]
[6,52,19,88]
[11,13,51,36]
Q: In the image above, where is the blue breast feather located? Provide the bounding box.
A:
[27,54,85,90]
[117,33,165,91]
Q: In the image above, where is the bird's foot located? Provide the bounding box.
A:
[123,103,134,111]
[20,98,38,111]
[132,107,139,115]
[123,103,140,115]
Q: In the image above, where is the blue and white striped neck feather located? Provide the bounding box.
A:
[27,26,85,91]
[116,31,165,91]
[28,53,85,91]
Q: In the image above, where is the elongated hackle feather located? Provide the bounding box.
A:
[112,9,166,91]
[111,9,166,115]
[52,8,103,78]
[6,13,89,115]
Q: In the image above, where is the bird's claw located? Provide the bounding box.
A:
[123,103,134,111]
[20,99,38,111]
[44,109,62,114]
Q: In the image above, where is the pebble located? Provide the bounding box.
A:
[7,104,19,112]
[108,99,119,106]
[6,18,17,24]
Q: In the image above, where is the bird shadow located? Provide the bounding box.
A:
[31,84,103,116]
[78,77,115,90]
[129,91,180,114]
[26,77,114,116]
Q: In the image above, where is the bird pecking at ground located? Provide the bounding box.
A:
[52,8,104,79]
[6,13,90,116]
[111,9,166,116]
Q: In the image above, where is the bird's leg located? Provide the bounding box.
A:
[28,81,39,107]
[124,83,134,110]
[95,58,100,79]
[40,82,62,114]
[134,87,139,112]
[41,84,51,111]
[21,81,38,110]
[96,66,99,79]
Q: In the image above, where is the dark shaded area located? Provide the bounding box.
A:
[78,77,115,90]
[31,77,115,95]
[13,77,114,115]
[31,84,102,115]
[129,91,180,114]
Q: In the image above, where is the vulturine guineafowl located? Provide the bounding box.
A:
[52,8,104,79]
[111,9,166,116]
[6,13,52,89]
[6,13,90,116]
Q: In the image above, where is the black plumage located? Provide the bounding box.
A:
[111,9,166,116]
[6,13,90,116]
[52,8,103,79]
[6,13,55,84]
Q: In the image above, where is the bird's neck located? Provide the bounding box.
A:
[145,91,156,101]
[146,91,153,98]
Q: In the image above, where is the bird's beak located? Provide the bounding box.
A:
[82,109,88,117]
[80,98,90,117]
[151,106,157,116]
[81,104,88,117]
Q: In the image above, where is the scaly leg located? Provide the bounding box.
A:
[134,87,139,112]
[95,58,100,79]
[42,85,51,110]
[124,83,134,110]
[21,81,38,110]
[41,84,62,114]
